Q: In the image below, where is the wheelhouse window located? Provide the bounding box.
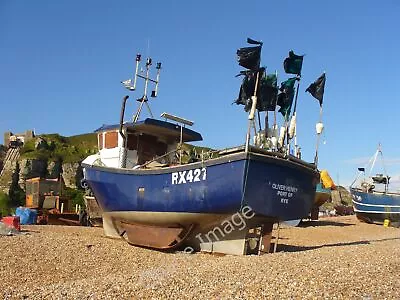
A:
[98,133,103,150]
[104,131,118,149]
[127,134,138,150]
[137,134,168,164]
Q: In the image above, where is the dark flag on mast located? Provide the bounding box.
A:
[235,71,258,111]
[257,72,278,111]
[277,77,297,119]
[284,51,304,75]
[236,38,263,70]
[235,68,278,112]
[246,37,262,45]
[306,73,326,106]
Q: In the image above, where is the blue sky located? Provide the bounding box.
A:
[1,1,399,190]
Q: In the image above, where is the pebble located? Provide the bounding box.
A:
[0,216,399,299]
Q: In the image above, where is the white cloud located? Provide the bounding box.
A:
[380,158,400,165]
[344,157,400,166]
[389,174,400,192]
[343,156,372,165]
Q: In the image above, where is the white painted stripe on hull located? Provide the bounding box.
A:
[352,200,400,208]
[353,208,400,214]
[351,188,400,197]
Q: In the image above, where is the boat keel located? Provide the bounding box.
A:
[122,222,195,249]
[107,217,195,250]
[102,213,277,255]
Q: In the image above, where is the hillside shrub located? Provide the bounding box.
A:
[0,191,10,217]
[62,187,85,209]
[20,133,98,163]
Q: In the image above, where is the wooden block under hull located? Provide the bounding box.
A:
[194,223,274,256]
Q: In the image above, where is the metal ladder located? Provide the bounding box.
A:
[0,147,20,177]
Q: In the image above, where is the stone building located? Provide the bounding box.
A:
[3,130,35,147]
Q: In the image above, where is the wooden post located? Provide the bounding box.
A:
[258,222,274,255]
[273,222,280,253]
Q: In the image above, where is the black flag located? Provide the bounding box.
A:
[257,73,278,111]
[237,46,261,70]
[306,73,326,106]
[234,68,278,112]
[235,71,258,112]
[237,38,263,70]
[246,38,263,45]
[284,50,304,75]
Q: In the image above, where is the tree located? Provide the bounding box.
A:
[8,163,25,208]
[0,190,10,217]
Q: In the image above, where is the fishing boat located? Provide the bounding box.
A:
[350,145,400,224]
[285,170,334,223]
[309,170,335,219]
[309,184,332,220]
[315,183,332,207]
[82,41,323,255]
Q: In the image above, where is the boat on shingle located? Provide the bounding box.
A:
[82,41,322,254]
[350,145,400,225]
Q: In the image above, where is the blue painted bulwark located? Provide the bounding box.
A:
[316,183,331,195]
[351,188,400,223]
[83,150,318,223]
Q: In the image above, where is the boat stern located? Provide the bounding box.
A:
[242,154,319,221]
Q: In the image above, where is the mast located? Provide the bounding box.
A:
[308,72,326,167]
[282,50,304,155]
[246,70,261,152]
[121,53,162,123]
[268,70,279,151]
[292,78,301,156]
[314,105,324,166]
[273,70,278,129]
[369,146,380,177]
[350,144,392,191]
[378,144,390,192]
[237,38,263,152]
[118,53,162,168]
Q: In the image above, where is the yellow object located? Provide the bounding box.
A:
[383,219,390,227]
[320,170,336,189]
[26,195,33,207]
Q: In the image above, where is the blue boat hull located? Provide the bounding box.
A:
[83,151,319,227]
[351,188,400,223]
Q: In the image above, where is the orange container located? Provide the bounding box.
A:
[1,216,21,231]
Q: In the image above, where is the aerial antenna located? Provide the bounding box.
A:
[121,53,162,123]
[146,38,150,58]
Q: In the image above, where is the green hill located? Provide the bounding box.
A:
[17,132,216,165]
[20,133,98,163]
